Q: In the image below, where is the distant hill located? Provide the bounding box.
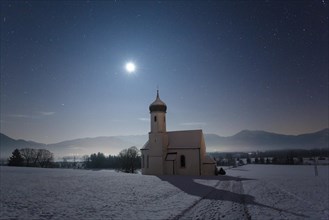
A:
[0,129,328,159]
[47,135,147,158]
[0,133,148,160]
[205,128,329,152]
[0,133,46,158]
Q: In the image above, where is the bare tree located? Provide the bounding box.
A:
[118,146,140,173]
[82,155,89,168]
[38,149,54,168]
[33,150,42,166]
[19,148,54,167]
[20,148,35,166]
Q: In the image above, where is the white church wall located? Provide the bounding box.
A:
[140,150,148,175]
[201,155,216,175]
[150,112,166,133]
[202,164,216,176]
[164,161,174,175]
[148,133,168,156]
[147,156,163,175]
[200,135,207,162]
[167,149,200,176]
[142,153,163,175]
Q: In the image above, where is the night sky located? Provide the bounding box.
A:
[1,1,328,144]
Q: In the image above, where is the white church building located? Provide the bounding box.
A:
[141,91,216,176]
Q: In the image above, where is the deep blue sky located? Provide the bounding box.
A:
[1,1,328,143]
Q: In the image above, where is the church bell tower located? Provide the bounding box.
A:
[149,90,167,133]
[140,90,168,175]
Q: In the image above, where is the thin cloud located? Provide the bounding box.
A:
[6,111,55,119]
[40,111,56,116]
[7,114,39,119]
[138,118,150,122]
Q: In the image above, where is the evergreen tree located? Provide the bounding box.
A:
[218,167,226,175]
[89,152,107,168]
[8,149,24,166]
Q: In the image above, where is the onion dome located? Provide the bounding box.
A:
[149,90,167,112]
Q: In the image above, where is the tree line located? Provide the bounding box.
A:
[83,146,141,173]
[210,148,329,166]
[7,146,141,173]
[8,148,54,168]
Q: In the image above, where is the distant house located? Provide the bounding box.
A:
[141,91,216,176]
[303,157,329,165]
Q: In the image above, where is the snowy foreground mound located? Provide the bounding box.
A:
[0,165,328,220]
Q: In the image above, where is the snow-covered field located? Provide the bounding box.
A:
[0,165,328,220]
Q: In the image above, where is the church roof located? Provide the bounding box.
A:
[203,155,216,164]
[141,140,149,150]
[167,130,203,149]
[149,90,167,112]
[141,129,204,150]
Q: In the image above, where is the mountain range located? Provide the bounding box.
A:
[1,128,328,159]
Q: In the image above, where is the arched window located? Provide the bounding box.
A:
[180,155,186,168]
[147,155,149,168]
[154,116,157,122]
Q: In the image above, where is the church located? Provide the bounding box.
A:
[141,91,216,176]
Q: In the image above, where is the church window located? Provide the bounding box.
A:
[154,116,157,122]
[147,155,149,168]
[164,116,166,122]
[180,155,186,168]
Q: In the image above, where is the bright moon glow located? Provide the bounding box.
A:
[125,62,136,73]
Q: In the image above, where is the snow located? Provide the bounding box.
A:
[0,165,328,219]
[228,165,329,219]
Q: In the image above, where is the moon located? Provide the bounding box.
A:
[125,62,136,73]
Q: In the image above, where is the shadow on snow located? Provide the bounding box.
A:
[157,175,308,218]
